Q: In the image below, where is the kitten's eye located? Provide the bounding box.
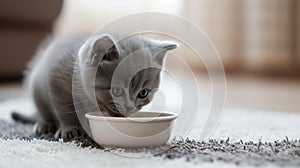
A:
[138,89,149,99]
[112,87,124,97]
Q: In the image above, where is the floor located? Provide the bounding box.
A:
[0,75,300,167]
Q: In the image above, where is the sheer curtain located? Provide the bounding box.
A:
[181,0,300,75]
[54,0,299,75]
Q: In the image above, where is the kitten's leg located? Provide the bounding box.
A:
[52,104,86,141]
[48,84,86,140]
[32,90,57,136]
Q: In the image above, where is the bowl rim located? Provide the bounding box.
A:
[85,111,178,122]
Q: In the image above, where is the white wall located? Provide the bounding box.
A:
[54,0,183,36]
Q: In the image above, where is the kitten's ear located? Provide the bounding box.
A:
[87,34,119,66]
[158,41,179,50]
[152,41,179,65]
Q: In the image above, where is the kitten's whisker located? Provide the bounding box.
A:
[75,105,96,112]
[72,93,88,96]
[64,99,91,107]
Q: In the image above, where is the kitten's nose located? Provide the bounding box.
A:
[125,101,134,112]
[125,107,134,112]
[125,105,134,112]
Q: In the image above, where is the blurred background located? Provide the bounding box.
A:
[0,0,299,113]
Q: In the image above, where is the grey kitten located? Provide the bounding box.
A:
[12,34,178,140]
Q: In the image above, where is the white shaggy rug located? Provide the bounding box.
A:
[0,98,300,168]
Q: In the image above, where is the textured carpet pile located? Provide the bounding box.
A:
[1,98,300,167]
[0,120,300,167]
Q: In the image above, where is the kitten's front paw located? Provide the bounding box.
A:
[34,121,57,136]
[55,127,86,141]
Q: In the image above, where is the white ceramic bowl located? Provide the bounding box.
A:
[85,111,178,147]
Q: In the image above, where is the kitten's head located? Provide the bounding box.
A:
[79,34,178,117]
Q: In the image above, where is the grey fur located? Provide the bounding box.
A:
[24,34,178,140]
